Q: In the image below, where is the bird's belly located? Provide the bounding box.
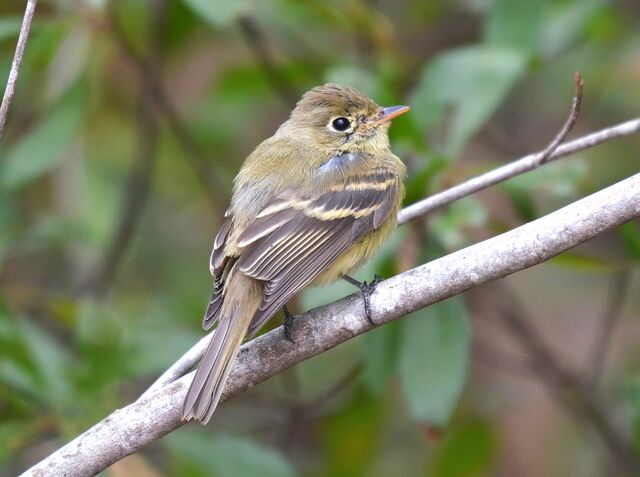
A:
[311,216,397,286]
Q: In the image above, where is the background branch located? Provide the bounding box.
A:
[105,5,226,212]
[0,0,37,138]
[83,1,166,296]
[84,96,158,296]
[476,285,639,474]
[4,2,640,475]
[588,270,631,386]
[21,170,640,477]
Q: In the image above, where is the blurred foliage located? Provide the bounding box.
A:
[1,0,640,476]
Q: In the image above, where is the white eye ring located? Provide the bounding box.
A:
[329,116,352,132]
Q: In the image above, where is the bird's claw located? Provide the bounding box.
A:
[283,305,296,343]
[342,274,383,325]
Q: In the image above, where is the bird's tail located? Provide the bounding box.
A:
[182,273,261,424]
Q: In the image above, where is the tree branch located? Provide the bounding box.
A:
[21,169,640,476]
[0,0,37,138]
[141,112,640,398]
[399,115,640,224]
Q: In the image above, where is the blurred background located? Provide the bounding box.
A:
[1,0,640,475]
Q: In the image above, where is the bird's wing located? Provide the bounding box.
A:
[203,216,236,330]
[236,168,400,337]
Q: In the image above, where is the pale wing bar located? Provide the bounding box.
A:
[237,171,399,337]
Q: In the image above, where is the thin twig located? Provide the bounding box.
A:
[486,286,639,474]
[399,73,586,225]
[0,0,37,138]
[588,270,630,386]
[399,115,640,224]
[21,171,640,477]
[534,71,584,166]
[139,332,211,400]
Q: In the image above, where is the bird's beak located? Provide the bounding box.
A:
[371,105,411,126]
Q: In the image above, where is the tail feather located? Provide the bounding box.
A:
[183,274,261,424]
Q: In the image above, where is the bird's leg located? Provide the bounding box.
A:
[283,304,296,343]
[342,274,383,325]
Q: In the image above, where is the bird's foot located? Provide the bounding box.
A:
[342,274,383,325]
[283,305,297,343]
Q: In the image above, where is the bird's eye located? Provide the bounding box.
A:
[331,117,351,132]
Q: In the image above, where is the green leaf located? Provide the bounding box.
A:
[486,0,544,55]
[538,0,603,58]
[325,64,380,98]
[403,154,448,205]
[319,390,383,476]
[46,24,91,103]
[430,197,488,249]
[0,421,36,463]
[487,0,601,59]
[359,321,401,397]
[19,319,74,408]
[431,418,497,477]
[1,89,84,191]
[411,45,527,157]
[502,185,537,222]
[620,221,640,263]
[398,297,471,427]
[625,377,640,452]
[181,0,249,26]
[0,304,41,399]
[167,431,296,477]
[0,17,21,43]
[549,251,617,272]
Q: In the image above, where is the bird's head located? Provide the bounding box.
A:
[282,83,410,152]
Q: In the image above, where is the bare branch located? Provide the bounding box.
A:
[532,71,583,167]
[0,0,37,138]
[21,170,640,477]
[139,333,211,400]
[398,96,640,224]
[139,112,640,396]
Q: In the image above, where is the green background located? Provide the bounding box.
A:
[1,0,640,475]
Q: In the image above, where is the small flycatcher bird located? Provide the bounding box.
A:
[183,84,410,424]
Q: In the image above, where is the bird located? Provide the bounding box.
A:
[182,83,410,424]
